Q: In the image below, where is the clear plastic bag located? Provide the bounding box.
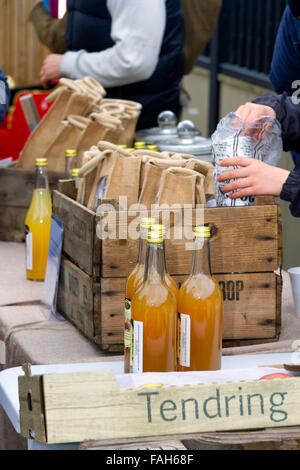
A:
[212,113,282,207]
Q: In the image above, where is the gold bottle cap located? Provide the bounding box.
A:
[194,226,211,238]
[147,231,164,244]
[117,145,127,149]
[147,144,158,151]
[72,168,80,177]
[65,149,77,157]
[127,148,135,153]
[150,224,166,235]
[134,141,146,149]
[140,218,156,229]
[35,158,48,167]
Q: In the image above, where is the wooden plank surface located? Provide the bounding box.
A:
[100,205,281,277]
[18,370,300,444]
[100,273,280,346]
[57,256,281,349]
[57,257,97,341]
[78,427,300,450]
[0,168,64,242]
[53,190,101,277]
[0,0,49,86]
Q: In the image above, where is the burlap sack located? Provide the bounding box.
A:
[98,98,142,147]
[76,116,109,167]
[78,149,108,207]
[17,86,95,170]
[104,153,142,208]
[156,167,206,207]
[138,155,184,197]
[138,161,165,208]
[40,115,91,173]
[185,159,215,197]
[86,150,116,210]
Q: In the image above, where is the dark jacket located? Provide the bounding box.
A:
[253,92,300,216]
[0,69,10,124]
[66,0,185,130]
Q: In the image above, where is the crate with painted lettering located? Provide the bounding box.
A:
[0,167,64,242]
[18,366,300,446]
[53,182,282,353]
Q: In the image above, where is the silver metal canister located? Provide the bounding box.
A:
[158,120,213,163]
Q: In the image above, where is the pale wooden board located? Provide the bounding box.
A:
[78,427,300,450]
[57,257,281,349]
[0,0,49,86]
[18,370,300,444]
[53,190,100,277]
[100,205,280,277]
[53,191,281,278]
[100,273,280,344]
[57,257,97,341]
[0,169,64,242]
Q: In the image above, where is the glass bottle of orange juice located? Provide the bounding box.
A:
[124,218,156,373]
[25,158,52,281]
[150,224,178,300]
[131,230,177,373]
[177,226,223,372]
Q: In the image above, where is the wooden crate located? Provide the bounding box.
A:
[53,187,282,352]
[0,167,65,242]
[18,368,300,445]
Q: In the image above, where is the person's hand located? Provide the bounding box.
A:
[218,157,290,198]
[40,54,63,88]
[235,102,276,125]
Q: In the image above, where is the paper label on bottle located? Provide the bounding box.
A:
[178,313,191,368]
[124,298,132,349]
[132,320,143,374]
[25,225,33,271]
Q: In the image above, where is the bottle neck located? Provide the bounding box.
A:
[191,237,212,276]
[35,166,49,190]
[144,242,166,283]
[137,226,148,265]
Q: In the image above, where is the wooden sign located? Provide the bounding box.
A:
[19,369,300,445]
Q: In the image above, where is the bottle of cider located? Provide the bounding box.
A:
[177,226,223,371]
[150,224,178,300]
[25,158,52,281]
[65,149,77,178]
[124,218,156,373]
[131,229,177,373]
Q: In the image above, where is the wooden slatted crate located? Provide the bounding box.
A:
[53,185,282,352]
[0,167,65,242]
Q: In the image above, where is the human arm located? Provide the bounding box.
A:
[59,0,166,88]
[0,69,10,124]
[30,2,67,54]
[217,157,290,198]
[218,157,300,217]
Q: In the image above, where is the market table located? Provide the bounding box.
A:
[1,241,300,450]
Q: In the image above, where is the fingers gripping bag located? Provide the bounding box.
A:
[212,113,282,207]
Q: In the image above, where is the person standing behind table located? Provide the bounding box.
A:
[0,68,10,124]
[217,96,300,217]
[268,0,300,164]
[30,0,185,131]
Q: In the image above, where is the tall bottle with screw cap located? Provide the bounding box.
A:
[65,149,77,178]
[131,228,177,373]
[124,218,156,373]
[150,224,178,300]
[25,158,52,281]
[177,226,223,371]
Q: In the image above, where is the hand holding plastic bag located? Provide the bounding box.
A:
[212,112,282,206]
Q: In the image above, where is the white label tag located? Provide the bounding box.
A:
[26,231,33,270]
[179,314,191,367]
[133,320,143,374]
